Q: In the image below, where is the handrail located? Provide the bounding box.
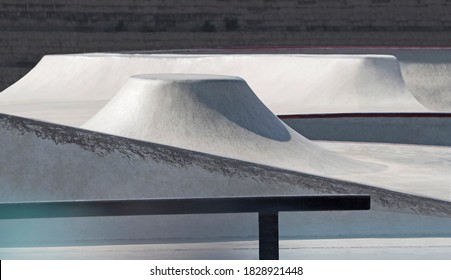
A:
[0,195,371,260]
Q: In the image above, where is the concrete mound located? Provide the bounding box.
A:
[0,54,427,126]
[82,74,381,177]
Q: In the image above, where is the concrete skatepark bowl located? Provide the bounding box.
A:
[1,50,451,259]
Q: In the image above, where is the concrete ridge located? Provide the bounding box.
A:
[2,113,451,218]
[3,112,451,244]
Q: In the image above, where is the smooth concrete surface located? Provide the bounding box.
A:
[2,238,451,260]
[0,53,427,127]
[316,141,451,200]
[279,48,451,111]
[402,62,451,111]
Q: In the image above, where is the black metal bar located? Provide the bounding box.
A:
[259,211,279,260]
[0,195,370,219]
[0,195,370,260]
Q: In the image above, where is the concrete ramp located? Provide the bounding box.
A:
[81,74,380,177]
[402,62,451,111]
[0,54,427,126]
[2,113,451,246]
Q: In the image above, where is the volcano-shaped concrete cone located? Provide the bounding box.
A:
[82,74,382,176]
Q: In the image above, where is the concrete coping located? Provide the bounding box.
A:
[130,73,243,82]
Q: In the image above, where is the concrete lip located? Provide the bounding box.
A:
[130,73,243,81]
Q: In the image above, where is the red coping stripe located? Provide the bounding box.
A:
[278,112,451,119]
[189,46,451,51]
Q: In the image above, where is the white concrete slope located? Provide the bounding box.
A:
[287,47,451,112]
[2,113,451,246]
[401,62,451,111]
[81,74,381,177]
[0,53,427,126]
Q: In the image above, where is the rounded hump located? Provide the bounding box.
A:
[83,73,291,142]
[82,74,382,176]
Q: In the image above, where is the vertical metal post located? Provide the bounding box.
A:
[258,211,279,260]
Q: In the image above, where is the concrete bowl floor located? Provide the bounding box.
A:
[315,141,451,201]
[1,238,451,260]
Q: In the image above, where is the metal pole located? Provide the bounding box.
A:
[258,211,279,260]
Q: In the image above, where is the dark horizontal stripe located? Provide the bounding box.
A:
[278,112,451,119]
[0,195,370,219]
[167,46,451,53]
[213,46,451,50]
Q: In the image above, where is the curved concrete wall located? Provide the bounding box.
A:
[281,113,451,146]
[264,48,451,111]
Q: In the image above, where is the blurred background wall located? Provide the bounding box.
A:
[1,0,451,90]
